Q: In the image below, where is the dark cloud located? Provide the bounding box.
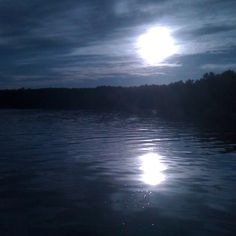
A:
[1,0,236,88]
[176,24,236,40]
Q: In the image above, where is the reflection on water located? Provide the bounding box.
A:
[0,110,236,236]
[139,153,167,186]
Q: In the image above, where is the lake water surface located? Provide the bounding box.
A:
[0,110,236,236]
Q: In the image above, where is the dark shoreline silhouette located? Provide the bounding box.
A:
[0,70,236,128]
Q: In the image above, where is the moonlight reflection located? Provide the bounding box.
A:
[140,153,167,186]
[136,26,177,65]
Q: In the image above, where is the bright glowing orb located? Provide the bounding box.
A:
[140,153,167,186]
[136,27,177,65]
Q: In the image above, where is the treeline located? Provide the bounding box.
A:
[0,70,236,124]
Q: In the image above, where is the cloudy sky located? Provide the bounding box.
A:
[1,0,236,88]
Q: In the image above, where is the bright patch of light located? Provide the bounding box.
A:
[136,27,177,66]
[140,153,166,186]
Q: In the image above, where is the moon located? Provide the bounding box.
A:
[136,27,177,66]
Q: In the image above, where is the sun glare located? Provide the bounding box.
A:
[140,153,167,186]
[136,26,177,65]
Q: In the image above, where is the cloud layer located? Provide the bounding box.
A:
[1,0,236,88]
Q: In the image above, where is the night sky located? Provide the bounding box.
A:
[1,0,236,88]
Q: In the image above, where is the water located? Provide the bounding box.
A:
[0,110,236,236]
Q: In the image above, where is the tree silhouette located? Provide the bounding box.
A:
[0,70,236,127]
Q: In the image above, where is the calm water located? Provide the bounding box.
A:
[0,110,236,236]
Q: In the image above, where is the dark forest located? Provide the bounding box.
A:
[1,70,236,126]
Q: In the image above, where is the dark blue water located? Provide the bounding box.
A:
[0,110,236,236]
